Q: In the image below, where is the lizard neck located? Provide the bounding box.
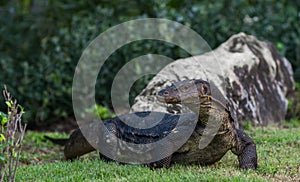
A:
[183,99,229,125]
[182,103,211,124]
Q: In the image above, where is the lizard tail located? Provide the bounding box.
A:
[44,135,69,146]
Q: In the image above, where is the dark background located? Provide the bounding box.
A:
[0,0,299,127]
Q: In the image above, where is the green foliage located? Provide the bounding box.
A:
[86,104,116,119]
[0,1,299,125]
[94,105,115,119]
[286,82,300,121]
[0,134,5,142]
[0,111,7,126]
[281,118,300,128]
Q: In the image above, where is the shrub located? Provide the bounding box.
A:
[0,1,299,126]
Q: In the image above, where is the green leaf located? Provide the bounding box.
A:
[12,149,17,158]
[276,42,284,49]
[0,112,6,118]
[18,104,25,114]
[2,117,7,125]
[0,112,7,125]
[5,101,12,108]
[0,134,5,142]
[0,156,5,161]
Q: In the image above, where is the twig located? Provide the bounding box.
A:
[0,87,26,182]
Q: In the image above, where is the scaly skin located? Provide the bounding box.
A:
[46,79,257,169]
[157,79,257,169]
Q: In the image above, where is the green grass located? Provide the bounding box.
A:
[15,126,300,181]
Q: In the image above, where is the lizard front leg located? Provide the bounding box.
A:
[232,129,258,169]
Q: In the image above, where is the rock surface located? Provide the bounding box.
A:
[131,33,294,127]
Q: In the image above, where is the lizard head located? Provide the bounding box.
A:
[157,79,211,105]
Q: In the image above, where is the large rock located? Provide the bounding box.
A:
[131,33,294,127]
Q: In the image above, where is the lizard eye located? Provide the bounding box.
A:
[163,91,169,96]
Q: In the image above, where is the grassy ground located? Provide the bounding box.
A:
[15,125,300,182]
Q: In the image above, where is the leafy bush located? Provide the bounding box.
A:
[0,0,299,126]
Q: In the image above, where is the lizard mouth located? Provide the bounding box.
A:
[157,94,212,105]
[156,95,165,102]
[156,95,180,104]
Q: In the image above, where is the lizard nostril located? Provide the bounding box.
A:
[163,91,169,96]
